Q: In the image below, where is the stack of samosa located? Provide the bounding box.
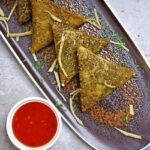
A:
[53,24,109,85]
[23,0,135,112]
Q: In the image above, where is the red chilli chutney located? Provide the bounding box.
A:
[12,102,57,147]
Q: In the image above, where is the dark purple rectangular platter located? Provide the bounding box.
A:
[1,0,150,150]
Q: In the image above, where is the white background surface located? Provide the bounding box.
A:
[0,0,150,150]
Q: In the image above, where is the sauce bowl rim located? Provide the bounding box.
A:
[6,97,62,150]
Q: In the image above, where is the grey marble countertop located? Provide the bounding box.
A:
[0,0,150,150]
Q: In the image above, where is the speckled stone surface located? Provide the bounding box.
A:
[0,0,150,150]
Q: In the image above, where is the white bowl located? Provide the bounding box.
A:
[6,97,62,150]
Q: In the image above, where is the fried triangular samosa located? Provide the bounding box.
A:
[53,24,109,85]
[77,46,135,112]
[31,0,86,53]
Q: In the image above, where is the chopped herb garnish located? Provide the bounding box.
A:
[55,101,62,107]
[55,101,66,112]
[110,40,129,51]
[24,26,30,32]
[110,32,123,42]
[118,61,127,67]
[52,80,57,85]
[105,31,129,51]
[134,64,141,69]
[34,60,42,72]
[106,22,110,28]
[117,113,129,123]
[122,113,129,122]
[117,118,122,122]
[102,22,110,31]
[145,88,150,93]
[40,78,44,83]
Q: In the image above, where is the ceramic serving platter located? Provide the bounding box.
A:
[0,0,150,150]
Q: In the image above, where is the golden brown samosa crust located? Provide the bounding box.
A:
[53,24,109,85]
[77,46,135,112]
[31,0,86,53]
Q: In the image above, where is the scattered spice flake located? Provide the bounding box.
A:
[7,0,17,21]
[54,71,61,91]
[115,128,142,139]
[70,92,83,126]
[55,101,66,112]
[7,30,32,38]
[144,88,150,93]
[34,60,42,72]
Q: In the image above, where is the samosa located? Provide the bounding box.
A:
[31,0,87,53]
[77,46,135,112]
[53,24,109,85]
